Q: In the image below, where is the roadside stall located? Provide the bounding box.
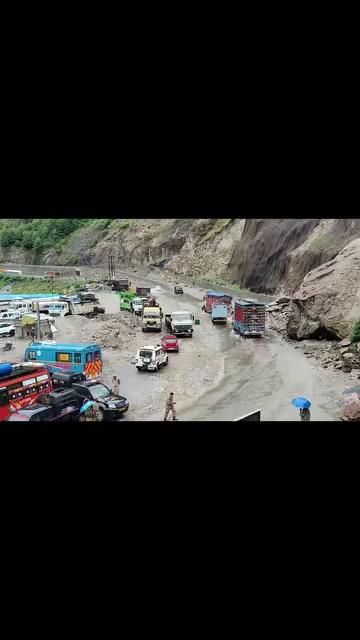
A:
[14,314,57,339]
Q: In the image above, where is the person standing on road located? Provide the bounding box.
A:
[300,408,311,421]
[164,392,178,421]
[30,327,36,342]
[112,376,120,395]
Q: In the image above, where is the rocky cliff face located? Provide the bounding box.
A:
[286,238,360,340]
[3,218,360,295]
[228,218,360,294]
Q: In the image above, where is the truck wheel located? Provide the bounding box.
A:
[142,328,145,332]
[165,357,169,366]
[136,367,142,372]
[156,362,159,371]
[189,333,193,338]
[9,330,15,337]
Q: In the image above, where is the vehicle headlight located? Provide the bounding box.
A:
[108,402,117,409]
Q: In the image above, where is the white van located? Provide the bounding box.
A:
[9,301,33,313]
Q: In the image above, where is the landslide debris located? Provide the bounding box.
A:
[89,313,142,350]
[285,238,360,340]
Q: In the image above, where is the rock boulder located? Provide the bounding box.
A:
[286,239,360,340]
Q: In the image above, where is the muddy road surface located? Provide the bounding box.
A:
[101,273,346,421]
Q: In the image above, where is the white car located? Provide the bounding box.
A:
[0,322,15,337]
[135,345,169,372]
[0,311,22,321]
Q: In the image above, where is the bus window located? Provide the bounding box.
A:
[94,351,101,360]
[56,352,73,363]
[27,351,37,360]
[86,352,93,363]
[74,353,82,364]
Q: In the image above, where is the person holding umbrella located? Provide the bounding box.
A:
[292,397,311,421]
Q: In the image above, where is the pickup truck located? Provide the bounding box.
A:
[165,311,194,337]
[6,388,82,422]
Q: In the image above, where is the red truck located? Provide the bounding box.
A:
[202,290,233,314]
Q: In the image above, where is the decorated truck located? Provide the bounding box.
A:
[202,291,232,314]
[232,299,265,336]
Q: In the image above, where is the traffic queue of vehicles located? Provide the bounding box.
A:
[202,290,266,337]
[0,282,266,421]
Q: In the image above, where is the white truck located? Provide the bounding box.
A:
[135,345,169,372]
[165,311,194,337]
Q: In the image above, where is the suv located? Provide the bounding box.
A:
[70,379,129,420]
[136,345,169,371]
[174,285,183,294]
[0,323,15,337]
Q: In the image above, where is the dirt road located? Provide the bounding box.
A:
[99,273,347,421]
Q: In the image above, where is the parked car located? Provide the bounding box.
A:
[0,323,15,338]
[135,345,169,371]
[0,311,22,321]
[174,285,183,294]
[70,379,129,420]
[161,335,180,352]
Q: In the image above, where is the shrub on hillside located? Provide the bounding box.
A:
[350,320,360,343]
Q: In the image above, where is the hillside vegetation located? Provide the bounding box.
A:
[0,218,112,256]
[1,217,360,299]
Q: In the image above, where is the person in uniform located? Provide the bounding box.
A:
[85,400,103,421]
[300,408,311,421]
[164,392,178,421]
[112,376,120,396]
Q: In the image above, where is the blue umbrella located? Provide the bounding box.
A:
[292,397,311,409]
[80,400,94,415]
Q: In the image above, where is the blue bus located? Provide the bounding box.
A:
[24,343,103,379]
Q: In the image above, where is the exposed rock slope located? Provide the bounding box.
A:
[286,238,360,340]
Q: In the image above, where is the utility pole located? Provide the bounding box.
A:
[36,302,41,341]
[108,252,115,279]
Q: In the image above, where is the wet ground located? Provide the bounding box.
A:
[0,265,349,421]
[100,273,347,421]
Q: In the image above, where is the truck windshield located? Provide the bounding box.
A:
[90,384,111,399]
[173,313,191,322]
[144,312,159,318]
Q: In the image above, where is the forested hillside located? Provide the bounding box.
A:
[0,218,112,256]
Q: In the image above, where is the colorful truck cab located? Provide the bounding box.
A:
[202,291,232,314]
